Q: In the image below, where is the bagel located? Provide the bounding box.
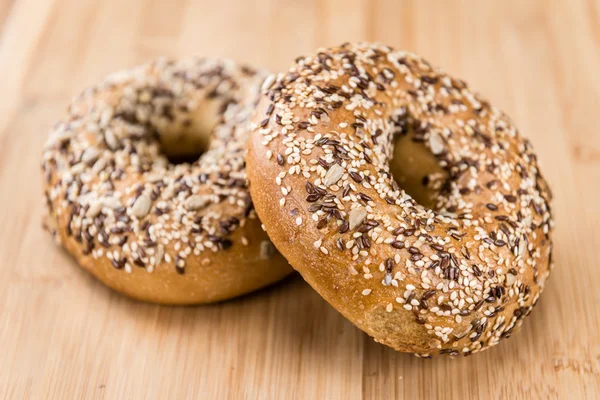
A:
[247,43,554,356]
[42,57,292,304]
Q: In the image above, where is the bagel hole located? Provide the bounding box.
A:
[388,126,448,210]
[164,148,207,165]
[159,117,213,165]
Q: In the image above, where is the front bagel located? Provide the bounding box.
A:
[247,43,554,356]
[42,58,292,304]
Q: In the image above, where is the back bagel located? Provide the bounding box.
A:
[42,58,292,304]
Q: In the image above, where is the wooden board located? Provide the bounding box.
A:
[1,0,599,398]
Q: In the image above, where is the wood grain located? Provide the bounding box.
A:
[0,0,599,398]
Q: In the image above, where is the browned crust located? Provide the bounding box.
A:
[48,207,290,304]
[42,58,292,305]
[246,43,553,356]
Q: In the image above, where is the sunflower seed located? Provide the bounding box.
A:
[105,129,119,150]
[102,196,122,209]
[505,273,516,286]
[323,164,344,186]
[81,147,100,164]
[86,201,103,218]
[131,194,151,218]
[429,132,444,155]
[184,195,210,211]
[349,208,367,230]
[261,74,276,93]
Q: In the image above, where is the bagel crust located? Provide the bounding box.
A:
[42,58,292,304]
[247,43,554,356]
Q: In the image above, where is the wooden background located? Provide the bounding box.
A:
[1,0,599,398]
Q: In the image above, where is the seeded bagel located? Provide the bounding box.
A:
[42,58,292,304]
[246,43,554,356]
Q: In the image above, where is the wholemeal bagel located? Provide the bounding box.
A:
[247,43,554,356]
[42,57,292,304]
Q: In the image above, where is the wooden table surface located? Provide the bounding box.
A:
[1,0,599,398]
